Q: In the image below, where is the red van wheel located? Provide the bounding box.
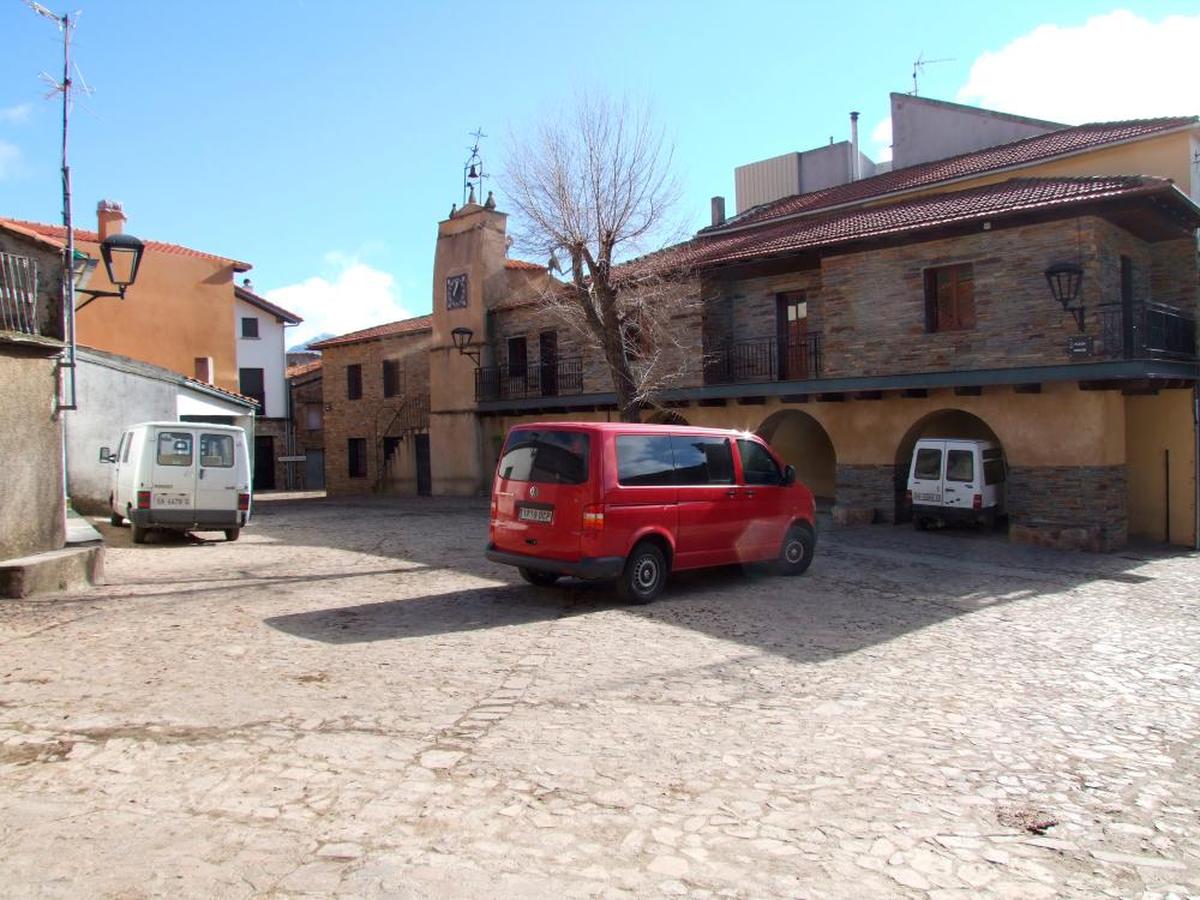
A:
[618,542,667,605]
[777,524,815,576]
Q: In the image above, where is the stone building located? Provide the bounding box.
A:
[286,358,324,490]
[319,108,1200,551]
[310,317,432,497]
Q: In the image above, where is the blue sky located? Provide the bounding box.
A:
[2,1,1197,345]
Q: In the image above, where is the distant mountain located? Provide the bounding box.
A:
[287,334,333,352]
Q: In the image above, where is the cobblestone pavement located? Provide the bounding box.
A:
[1,495,1198,898]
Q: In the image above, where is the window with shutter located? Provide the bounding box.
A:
[924,264,975,333]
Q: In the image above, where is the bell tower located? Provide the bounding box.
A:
[428,133,508,495]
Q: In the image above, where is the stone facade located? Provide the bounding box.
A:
[319,329,431,498]
[287,363,324,491]
[834,464,896,525]
[1008,465,1128,552]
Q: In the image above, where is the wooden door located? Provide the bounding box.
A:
[776,292,809,380]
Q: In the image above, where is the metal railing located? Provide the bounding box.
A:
[0,252,39,335]
[475,358,585,402]
[702,333,823,385]
[1098,302,1197,360]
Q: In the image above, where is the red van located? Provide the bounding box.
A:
[485,422,817,603]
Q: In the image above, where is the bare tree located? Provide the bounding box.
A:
[503,94,700,422]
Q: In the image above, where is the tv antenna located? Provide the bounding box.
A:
[463,127,488,206]
[911,51,955,97]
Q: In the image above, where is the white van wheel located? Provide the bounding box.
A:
[224,528,240,542]
[132,524,148,544]
[110,512,123,527]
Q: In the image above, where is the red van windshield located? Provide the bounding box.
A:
[497,429,590,485]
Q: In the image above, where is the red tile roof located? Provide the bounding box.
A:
[0,219,65,251]
[505,258,545,271]
[309,313,433,349]
[287,359,322,378]
[235,284,302,324]
[649,176,1199,272]
[715,117,1198,232]
[0,218,253,271]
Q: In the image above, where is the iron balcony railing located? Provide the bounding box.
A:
[0,251,39,336]
[1099,302,1197,361]
[703,333,823,385]
[475,357,585,402]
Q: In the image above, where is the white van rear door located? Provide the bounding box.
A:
[943,442,979,511]
[151,429,197,512]
[909,441,945,505]
[196,431,239,513]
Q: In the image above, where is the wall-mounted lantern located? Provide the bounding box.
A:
[75,232,146,311]
[1044,261,1085,332]
[451,326,481,366]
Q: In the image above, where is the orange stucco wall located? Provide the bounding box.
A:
[1125,389,1197,546]
[75,243,241,392]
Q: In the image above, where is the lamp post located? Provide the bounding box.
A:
[450,326,481,366]
[1044,261,1086,332]
[74,232,146,311]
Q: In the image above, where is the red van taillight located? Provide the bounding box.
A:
[238,493,251,511]
[582,504,605,532]
[905,490,913,505]
[136,490,151,509]
[973,493,982,511]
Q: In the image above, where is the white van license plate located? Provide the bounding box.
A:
[154,493,189,507]
[913,491,941,503]
[518,506,553,524]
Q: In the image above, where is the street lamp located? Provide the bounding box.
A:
[450,326,480,365]
[1044,261,1085,332]
[75,232,146,311]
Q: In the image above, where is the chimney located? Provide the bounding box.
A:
[97,199,126,240]
[711,196,726,227]
[849,112,861,182]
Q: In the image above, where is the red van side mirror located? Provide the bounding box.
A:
[782,464,796,486]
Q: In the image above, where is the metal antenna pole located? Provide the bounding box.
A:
[61,10,77,413]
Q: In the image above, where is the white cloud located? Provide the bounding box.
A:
[0,141,20,181]
[266,253,414,348]
[0,103,32,125]
[957,10,1200,123]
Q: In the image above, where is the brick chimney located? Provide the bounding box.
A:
[97,199,126,240]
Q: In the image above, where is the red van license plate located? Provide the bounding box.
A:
[518,506,554,524]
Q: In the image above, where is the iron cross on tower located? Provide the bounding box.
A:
[463,127,488,206]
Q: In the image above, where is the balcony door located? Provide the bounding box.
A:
[776,291,809,380]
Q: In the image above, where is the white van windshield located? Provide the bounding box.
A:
[914,448,941,480]
[157,432,193,467]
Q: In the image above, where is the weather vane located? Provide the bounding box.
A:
[463,127,487,206]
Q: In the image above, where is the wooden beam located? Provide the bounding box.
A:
[902,388,928,398]
[736,396,766,405]
[698,398,727,407]
[781,394,809,403]
[1014,383,1042,394]
[1079,380,1120,391]
[953,385,982,396]
[854,390,883,400]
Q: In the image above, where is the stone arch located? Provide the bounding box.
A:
[893,409,1004,523]
[757,409,837,508]
[646,409,690,426]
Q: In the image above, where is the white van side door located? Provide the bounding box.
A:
[196,431,239,513]
[909,441,945,505]
[151,428,197,513]
[942,441,979,511]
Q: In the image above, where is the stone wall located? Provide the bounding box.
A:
[0,352,65,559]
[321,330,431,497]
[833,463,895,525]
[1008,465,1127,551]
[288,369,324,490]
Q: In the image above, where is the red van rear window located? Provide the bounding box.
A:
[498,429,590,485]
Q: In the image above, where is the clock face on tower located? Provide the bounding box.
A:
[446,273,468,310]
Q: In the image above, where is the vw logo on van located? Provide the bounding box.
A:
[529,486,539,498]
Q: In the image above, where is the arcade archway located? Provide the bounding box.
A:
[758,409,837,508]
[893,409,1003,523]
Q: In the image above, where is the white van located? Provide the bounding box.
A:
[907,438,1006,530]
[103,422,252,544]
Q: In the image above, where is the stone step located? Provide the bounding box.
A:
[0,545,104,598]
